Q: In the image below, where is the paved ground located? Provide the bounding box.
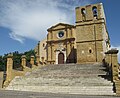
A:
[0,90,119,98]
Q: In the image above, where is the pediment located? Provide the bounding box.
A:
[47,23,74,31]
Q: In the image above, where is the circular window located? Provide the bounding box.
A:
[58,31,64,38]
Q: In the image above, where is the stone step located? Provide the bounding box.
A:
[11,82,112,86]
[34,69,107,73]
[27,64,107,75]
[27,74,108,79]
[11,76,111,82]
[10,83,113,87]
[27,69,107,76]
[38,64,106,70]
[9,77,113,87]
[6,86,115,95]
[37,66,106,72]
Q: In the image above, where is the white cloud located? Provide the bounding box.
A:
[9,32,25,43]
[111,45,120,63]
[0,0,93,43]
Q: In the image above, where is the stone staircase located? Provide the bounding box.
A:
[6,63,115,95]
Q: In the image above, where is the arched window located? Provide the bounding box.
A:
[81,8,86,21]
[81,8,86,15]
[92,6,98,18]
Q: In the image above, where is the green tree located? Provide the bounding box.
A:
[24,49,36,62]
[0,49,36,71]
[13,51,23,70]
[0,56,6,71]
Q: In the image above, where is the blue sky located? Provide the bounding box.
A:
[0,0,120,62]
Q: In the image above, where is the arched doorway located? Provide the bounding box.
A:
[58,52,64,64]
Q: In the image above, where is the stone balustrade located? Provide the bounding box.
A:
[3,54,41,87]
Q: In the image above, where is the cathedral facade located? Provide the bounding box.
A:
[35,3,110,64]
[47,23,76,64]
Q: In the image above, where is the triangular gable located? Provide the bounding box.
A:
[47,23,75,31]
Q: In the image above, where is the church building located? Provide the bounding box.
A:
[35,3,110,64]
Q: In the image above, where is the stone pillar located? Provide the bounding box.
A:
[105,49,120,95]
[21,55,26,69]
[30,55,35,65]
[105,49,119,82]
[111,53,119,82]
[6,54,13,83]
[0,72,3,89]
[36,55,40,65]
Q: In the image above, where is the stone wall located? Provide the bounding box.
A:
[39,38,47,63]
[34,38,47,64]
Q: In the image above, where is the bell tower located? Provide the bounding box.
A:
[75,3,110,63]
